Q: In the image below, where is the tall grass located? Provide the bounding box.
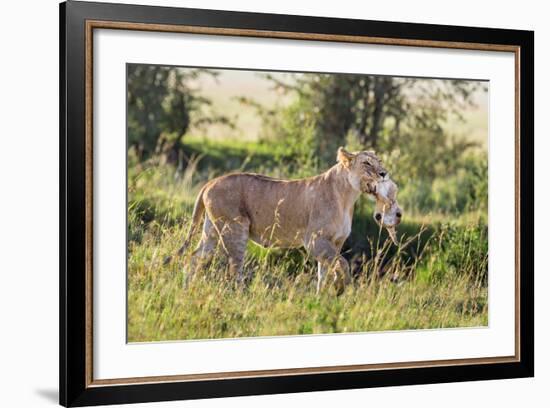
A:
[127,152,488,342]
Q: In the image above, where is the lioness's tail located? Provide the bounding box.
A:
[163,185,207,265]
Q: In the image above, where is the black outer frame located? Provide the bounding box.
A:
[59,0,534,406]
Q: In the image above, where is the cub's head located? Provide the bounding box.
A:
[337,147,388,193]
[372,179,402,244]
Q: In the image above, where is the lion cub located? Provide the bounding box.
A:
[370,179,402,244]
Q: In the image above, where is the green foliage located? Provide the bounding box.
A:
[127,65,229,161]
[256,73,484,163]
[418,222,488,286]
[394,153,488,214]
[266,95,320,177]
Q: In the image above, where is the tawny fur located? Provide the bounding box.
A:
[165,147,389,294]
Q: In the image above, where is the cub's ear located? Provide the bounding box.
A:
[337,147,356,167]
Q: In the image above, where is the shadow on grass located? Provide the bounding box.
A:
[346,214,437,267]
[184,139,278,175]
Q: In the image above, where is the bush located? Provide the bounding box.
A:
[397,154,488,214]
[417,221,488,285]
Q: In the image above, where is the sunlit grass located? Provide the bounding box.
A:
[127,161,488,342]
[128,222,487,342]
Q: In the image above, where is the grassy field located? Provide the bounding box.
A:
[127,139,488,342]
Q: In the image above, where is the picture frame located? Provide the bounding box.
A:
[60,1,534,406]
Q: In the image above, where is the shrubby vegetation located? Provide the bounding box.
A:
[127,67,488,341]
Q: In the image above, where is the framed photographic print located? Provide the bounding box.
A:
[59,1,534,406]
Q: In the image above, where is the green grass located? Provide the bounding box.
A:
[128,228,488,341]
[127,146,488,342]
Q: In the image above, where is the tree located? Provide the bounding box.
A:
[258,73,484,163]
[127,65,229,165]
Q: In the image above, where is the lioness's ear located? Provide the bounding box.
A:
[337,147,355,167]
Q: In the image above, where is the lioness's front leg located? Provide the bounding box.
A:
[307,236,350,295]
[316,262,328,294]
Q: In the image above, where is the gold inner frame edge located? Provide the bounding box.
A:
[84,19,522,388]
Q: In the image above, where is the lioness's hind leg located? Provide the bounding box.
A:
[217,216,250,285]
[185,216,217,287]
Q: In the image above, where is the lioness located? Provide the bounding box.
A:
[165,147,390,293]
